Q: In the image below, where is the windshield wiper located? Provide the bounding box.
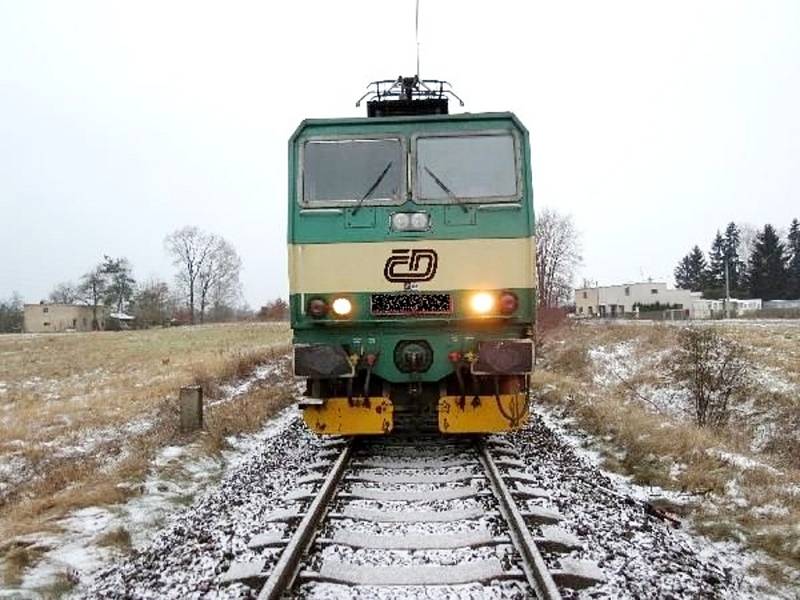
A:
[423,166,468,213]
[352,161,393,215]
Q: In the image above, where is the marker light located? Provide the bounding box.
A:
[308,298,328,318]
[331,297,353,316]
[499,291,519,315]
[470,292,494,314]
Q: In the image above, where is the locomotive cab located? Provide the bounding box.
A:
[288,80,535,435]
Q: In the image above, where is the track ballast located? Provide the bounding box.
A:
[221,435,604,598]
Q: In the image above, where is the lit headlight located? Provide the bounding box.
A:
[331,297,352,316]
[469,292,495,314]
[391,212,430,232]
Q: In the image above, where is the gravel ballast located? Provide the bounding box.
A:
[77,410,767,599]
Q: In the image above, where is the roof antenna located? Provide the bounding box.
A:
[415,0,421,77]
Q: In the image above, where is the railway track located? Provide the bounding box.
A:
[222,436,604,598]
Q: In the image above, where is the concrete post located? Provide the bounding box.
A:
[179,386,203,431]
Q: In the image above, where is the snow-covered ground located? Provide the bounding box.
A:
[541,321,800,597]
[0,359,295,599]
[0,408,299,599]
[75,413,324,599]
[4,323,798,598]
[58,409,785,599]
[587,331,800,465]
[527,408,793,599]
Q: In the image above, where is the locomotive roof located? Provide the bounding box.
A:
[290,111,528,143]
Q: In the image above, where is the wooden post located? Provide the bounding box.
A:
[179,386,203,431]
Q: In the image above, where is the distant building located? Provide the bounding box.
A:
[729,298,762,313]
[574,282,762,320]
[23,303,102,333]
[763,299,800,310]
[575,282,702,318]
[107,311,136,330]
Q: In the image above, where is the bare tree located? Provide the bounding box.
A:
[535,208,582,308]
[49,281,80,304]
[78,267,107,330]
[133,279,172,328]
[737,223,758,268]
[164,227,218,325]
[198,237,242,323]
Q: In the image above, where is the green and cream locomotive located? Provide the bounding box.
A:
[289,77,535,435]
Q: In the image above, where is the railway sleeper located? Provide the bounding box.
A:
[329,505,487,522]
[520,505,564,524]
[247,531,287,550]
[535,525,581,554]
[219,558,267,587]
[319,529,505,550]
[550,558,607,589]
[298,558,525,587]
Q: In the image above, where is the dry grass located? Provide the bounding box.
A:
[201,352,298,453]
[95,526,132,550]
[535,319,800,580]
[0,322,290,547]
[2,541,47,586]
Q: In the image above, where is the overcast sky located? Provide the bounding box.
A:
[1,1,798,306]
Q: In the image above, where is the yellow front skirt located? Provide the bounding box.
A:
[301,393,528,435]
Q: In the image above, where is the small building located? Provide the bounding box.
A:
[763,299,800,311]
[23,303,102,333]
[574,282,702,319]
[729,298,762,314]
[107,312,136,330]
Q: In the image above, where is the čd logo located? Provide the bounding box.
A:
[384,249,438,283]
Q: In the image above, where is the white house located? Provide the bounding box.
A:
[574,282,703,318]
[575,282,763,319]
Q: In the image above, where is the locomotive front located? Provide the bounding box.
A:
[288,94,535,435]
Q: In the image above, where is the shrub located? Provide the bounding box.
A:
[672,327,751,428]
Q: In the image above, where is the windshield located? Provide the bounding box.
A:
[415,133,518,203]
[302,138,404,207]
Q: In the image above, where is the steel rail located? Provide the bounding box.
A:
[478,440,562,600]
[257,440,353,600]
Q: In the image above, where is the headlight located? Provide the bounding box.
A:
[391,212,430,232]
[331,297,352,316]
[469,292,494,314]
[410,212,430,230]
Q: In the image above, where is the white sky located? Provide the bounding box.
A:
[1,1,798,306]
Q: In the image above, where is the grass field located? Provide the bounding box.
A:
[0,322,292,584]
[534,319,800,587]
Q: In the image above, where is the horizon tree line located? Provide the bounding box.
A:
[674,219,800,301]
[0,225,285,333]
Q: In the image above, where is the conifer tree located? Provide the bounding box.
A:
[707,231,726,293]
[745,224,788,300]
[723,222,744,292]
[674,245,708,292]
[787,218,800,299]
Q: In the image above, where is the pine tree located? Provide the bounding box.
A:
[723,222,744,293]
[787,218,800,299]
[101,255,136,314]
[745,224,788,300]
[674,245,708,292]
[706,231,726,294]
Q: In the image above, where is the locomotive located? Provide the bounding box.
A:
[288,77,535,435]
